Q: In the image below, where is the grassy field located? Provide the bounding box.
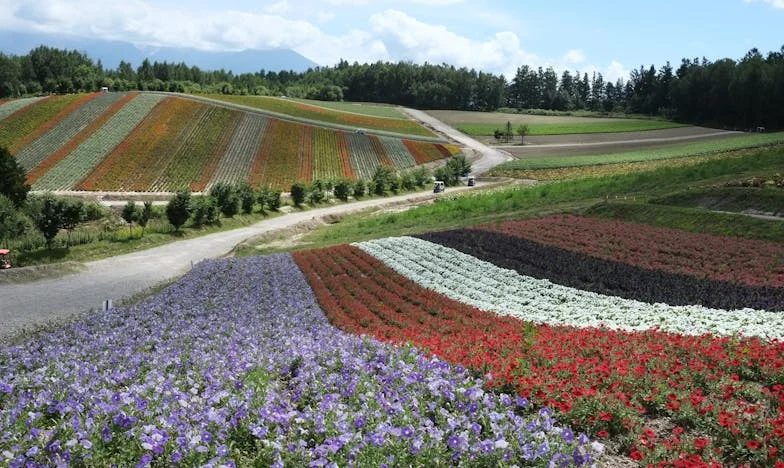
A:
[286,98,406,119]
[491,132,784,172]
[456,119,685,136]
[246,145,784,251]
[207,95,435,137]
[427,110,686,136]
[584,201,784,243]
[489,151,750,181]
[650,186,784,215]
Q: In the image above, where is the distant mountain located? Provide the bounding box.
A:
[0,31,321,73]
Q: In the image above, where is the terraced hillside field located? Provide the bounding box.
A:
[207,94,436,137]
[0,93,460,192]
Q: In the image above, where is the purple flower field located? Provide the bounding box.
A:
[0,255,597,467]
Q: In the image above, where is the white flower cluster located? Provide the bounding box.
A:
[355,236,784,341]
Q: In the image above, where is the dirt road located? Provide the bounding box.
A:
[402,108,514,174]
[0,183,499,337]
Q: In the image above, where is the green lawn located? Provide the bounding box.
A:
[494,132,784,171]
[287,98,406,119]
[457,119,686,136]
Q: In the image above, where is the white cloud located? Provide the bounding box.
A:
[368,9,538,77]
[562,49,586,65]
[264,1,291,15]
[604,61,629,82]
[316,11,335,24]
[744,0,784,9]
[0,0,630,81]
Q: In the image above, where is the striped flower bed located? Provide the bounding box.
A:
[25,93,139,185]
[345,132,382,179]
[312,127,345,181]
[418,228,784,311]
[379,136,417,168]
[481,216,784,287]
[355,237,784,339]
[33,94,166,190]
[10,93,459,192]
[295,231,784,466]
[0,96,46,121]
[0,255,597,467]
[147,106,241,192]
[16,93,124,171]
[207,113,268,189]
[0,95,82,151]
[10,94,99,157]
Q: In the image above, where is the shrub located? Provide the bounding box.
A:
[191,196,220,227]
[333,179,352,202]
[0,194,28,248]
[372,166,394,196]
[353,179,367,198]
[412,167,431,187]
[166,191,192,231]
[138,201,154,236]
[33,194,62,249]
[237,182,256,214]
[308,182,325,204]
[290,182,307,206]
[400,172,416,191]
[389,174,401,194]
[122,201,138,235]
[210,183,239,218]
[60,198,85,244]
[262,187,282,212]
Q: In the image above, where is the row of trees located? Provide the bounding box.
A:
[162,183,282,232]
[3,44,783,126]
[287,155,469,207]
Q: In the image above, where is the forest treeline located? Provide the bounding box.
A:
[1,45,782,129]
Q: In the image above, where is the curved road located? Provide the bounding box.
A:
[403,108,514,174]
[1,190,505,338]
[1,111,510,337]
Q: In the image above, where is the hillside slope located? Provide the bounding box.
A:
[0,93,460,192]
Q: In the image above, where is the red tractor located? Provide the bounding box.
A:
[0,249,10,269]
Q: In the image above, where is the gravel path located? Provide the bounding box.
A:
[0,184,496,337]
[402,108,514,175]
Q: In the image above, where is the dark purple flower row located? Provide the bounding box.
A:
[0,254,597,467]
[417,229,784,311]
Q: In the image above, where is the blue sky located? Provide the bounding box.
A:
[1,0,782,80]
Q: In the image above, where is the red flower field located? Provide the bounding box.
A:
[294,244,784,466]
